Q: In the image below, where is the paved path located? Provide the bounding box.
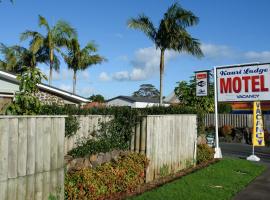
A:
[233,163,270,200]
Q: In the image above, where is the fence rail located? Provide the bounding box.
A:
[204,114,270,130]
[130,115,197,182]
[0,116,65,200]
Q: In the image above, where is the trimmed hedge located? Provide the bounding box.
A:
[65,152,149,200]
[197,144,214,164]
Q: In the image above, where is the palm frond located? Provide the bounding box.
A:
[164,2,199,28]
[176,30,203,57]
[53,20,77,40]
[128,14,157,42]
[38,15,50,31]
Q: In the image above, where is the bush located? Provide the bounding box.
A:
[197,144,214,164]
[65,115,80,138]
[220,125,233,136]
[65,152,149,200]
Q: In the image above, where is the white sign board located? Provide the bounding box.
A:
[196,71,208,96]
[217,64,270,102]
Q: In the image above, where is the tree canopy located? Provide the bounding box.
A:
[174,75,231,113]
[88,94,105,103]
[128,2,203,105]
[132,84,160,98]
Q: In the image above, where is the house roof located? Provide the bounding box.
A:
[106,95,160,103]
[0,70,90,104]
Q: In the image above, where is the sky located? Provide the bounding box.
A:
[1,0,270,99]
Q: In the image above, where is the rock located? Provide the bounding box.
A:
[103,152,112,163]
[119,150,129,157]
[83,158,92,168]
[74,158,84,170]
[89,154,97,162]
[91,161,99,168]
[66,159,76,171]
[96,153,105,165]
[197,135,207,144]
[64,155,73,164]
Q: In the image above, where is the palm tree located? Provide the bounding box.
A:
[0,43,19,72]
[0,43,58,73]
[62,38,105,94]
[128,3,203,105]
[21,15,77,85]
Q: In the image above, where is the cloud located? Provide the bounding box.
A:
[104,46,178,81]
[99,72,111,81]
[243,51,270,62]
[201,43,235,60]
[201,43,270,63]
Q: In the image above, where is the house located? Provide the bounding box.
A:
[0,70,90,111]
[164,91,180,104]
[106,95,170,108]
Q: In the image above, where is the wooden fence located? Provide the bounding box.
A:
[0,116,65,200]
[204,114,270,129]
[130,115,197,182]
[64,115,112,154]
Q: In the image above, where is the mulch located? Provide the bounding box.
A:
[110,159,220,200]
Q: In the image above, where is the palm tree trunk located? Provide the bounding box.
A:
[159,49,165,106]
[73,70,77,94]
[49,49,54,85]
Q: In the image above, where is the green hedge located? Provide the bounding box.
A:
[39,104,197,116]
[65,152,149,200]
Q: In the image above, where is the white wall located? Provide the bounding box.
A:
[0,79,19,93]
[106,98,170,108]
[106,98,134,107]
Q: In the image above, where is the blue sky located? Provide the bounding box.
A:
[1,0,270,99]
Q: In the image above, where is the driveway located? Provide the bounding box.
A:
[220,142,270,163]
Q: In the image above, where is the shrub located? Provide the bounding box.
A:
[65,115,80,138]
[220,125,233,136]
[65,152,149,200]
[197,144,214,164]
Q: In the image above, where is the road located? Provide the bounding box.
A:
[220,142,270,163]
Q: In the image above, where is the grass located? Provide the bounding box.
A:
[130,158,266,200]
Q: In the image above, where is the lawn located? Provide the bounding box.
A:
[130,158,266,200]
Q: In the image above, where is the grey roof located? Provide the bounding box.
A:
[106,95,160,103]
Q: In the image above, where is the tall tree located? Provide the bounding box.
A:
[132,84,160,98]
[0,43,53,73]
[21,15,77,85]
[128,2,203,105]
[62,38,105,94]
[89,94,105,103]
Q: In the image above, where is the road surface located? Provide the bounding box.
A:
[220,142,270,163]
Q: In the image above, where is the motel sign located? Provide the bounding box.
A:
[216,64,270,102]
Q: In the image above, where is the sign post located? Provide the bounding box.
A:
[214,66,222,158]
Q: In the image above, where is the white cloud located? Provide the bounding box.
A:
[201,43,270,63]
[112,71,130,81]
[243,51,270,62]
[107,46,178,81]
[201,43,235,59]
[99,72,111,81]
